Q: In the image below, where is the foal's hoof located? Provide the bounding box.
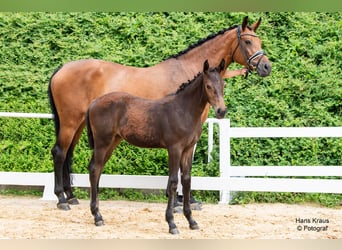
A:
[190,223,199,230]
[67,197,79,205]
[57,203,71,211]
[169,227,180,235]
[95,220,104,226]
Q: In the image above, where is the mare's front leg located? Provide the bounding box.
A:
[181,146,199,230]
[165,148,181,235]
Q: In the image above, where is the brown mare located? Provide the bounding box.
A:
[86,60,226,234]
[48,16,272,210]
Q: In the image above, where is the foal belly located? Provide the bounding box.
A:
[124,133,164,149]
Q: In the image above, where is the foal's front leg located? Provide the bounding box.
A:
[89,137,122,226]
[181,148,199,230]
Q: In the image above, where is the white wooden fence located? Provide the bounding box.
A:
[0,112,341,203]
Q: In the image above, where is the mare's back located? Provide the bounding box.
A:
[53,59,183,100]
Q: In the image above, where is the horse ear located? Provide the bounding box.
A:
[251,17,262,32]
[219,59,225,72]
[242,16,248,31]
[203,59,209,72]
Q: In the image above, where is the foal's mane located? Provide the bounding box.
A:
[174,67,219,95]
[166,25,238,60]
[175,72,202,94]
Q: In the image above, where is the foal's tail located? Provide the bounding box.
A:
[86,108,95,150]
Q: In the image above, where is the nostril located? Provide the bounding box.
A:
[260,62,272,75]
[216,108,227,118]
[265,63,272,71]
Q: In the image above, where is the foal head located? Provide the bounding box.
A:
[203,59,227,119]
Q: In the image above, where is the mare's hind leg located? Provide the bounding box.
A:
[63,123,85,205]
[52,121,84,210]
[89,136,122,226]
[165,147,181,234]
[181,146,199,230]
[51,128,75,210]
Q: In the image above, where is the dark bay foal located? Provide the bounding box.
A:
[86,59,227,234]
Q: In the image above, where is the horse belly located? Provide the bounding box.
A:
[120,108,165,149]
[125,133,164,149]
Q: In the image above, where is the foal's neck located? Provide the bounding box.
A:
[174,74,208,120]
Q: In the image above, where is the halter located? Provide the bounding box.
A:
[232,25,265,77]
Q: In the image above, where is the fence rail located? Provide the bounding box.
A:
[0,112,53,119]
[1,112,341,203]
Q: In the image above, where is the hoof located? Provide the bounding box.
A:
[95,220,104,226]
[57,203,71,211]
[67,197,79,205]
[169,227,180,235]
[190,223,199,230]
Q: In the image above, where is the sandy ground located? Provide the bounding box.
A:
[0,195,341,239]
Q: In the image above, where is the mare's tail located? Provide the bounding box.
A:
[86,108,95,150]
[48,67,62,137]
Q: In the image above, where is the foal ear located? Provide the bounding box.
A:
[218,59,225,72]
[251,17,262,32]
[242,16,249,31]
[203,59,209,72]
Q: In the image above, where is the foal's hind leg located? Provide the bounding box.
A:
[165,148,182,234]
[89,136,122,226]
[88,154,105,226]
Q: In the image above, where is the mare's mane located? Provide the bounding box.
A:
[167,24,245,60]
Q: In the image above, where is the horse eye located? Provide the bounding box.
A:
[206,85,212,90]
[245,40,251,45]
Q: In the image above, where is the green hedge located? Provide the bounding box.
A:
[0,12,341,204]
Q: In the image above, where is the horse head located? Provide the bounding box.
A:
[232,16,272,77]
[203,59,227,119]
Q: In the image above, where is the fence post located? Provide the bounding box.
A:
[218,119,231,204]
[207,119,214,163]
[41,173,56,201]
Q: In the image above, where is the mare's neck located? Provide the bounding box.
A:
[168,28,237,77]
